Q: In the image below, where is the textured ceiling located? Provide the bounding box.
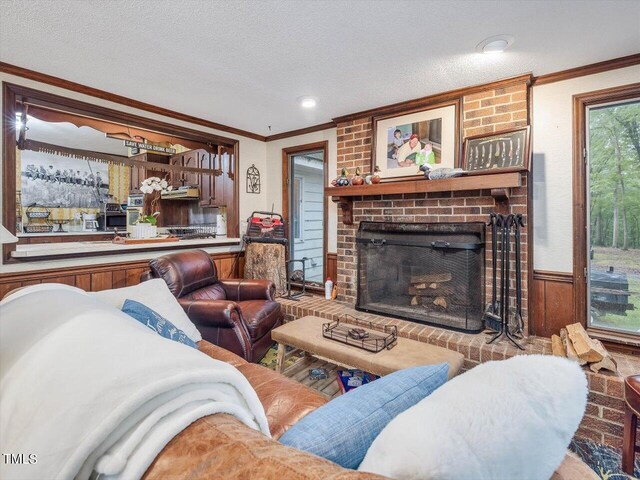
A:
[1,0,639,137]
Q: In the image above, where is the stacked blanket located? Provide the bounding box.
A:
[0,288,269,480]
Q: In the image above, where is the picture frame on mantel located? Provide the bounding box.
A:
[462,126,531,174]
[372,99,460,182]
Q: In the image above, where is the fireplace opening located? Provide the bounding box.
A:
[356,221,485,333]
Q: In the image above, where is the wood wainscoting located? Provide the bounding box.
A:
[0,251,244,299]
[531,270,575,337]
[327,252,337,283]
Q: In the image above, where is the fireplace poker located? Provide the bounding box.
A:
[482,212,501,332]
[511,214,525,338]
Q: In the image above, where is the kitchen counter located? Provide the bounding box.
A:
[17,231,115,237]
[10,237,242,260]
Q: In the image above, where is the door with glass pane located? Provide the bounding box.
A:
[587,99,640,334]
[284,146,326,285]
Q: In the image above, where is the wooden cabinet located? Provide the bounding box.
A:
[169,150,201,188]
[129,152,167,193]
[130,164,145,193]
[199,150,229,208]
[199,151,215,207]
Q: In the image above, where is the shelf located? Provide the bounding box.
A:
[326,172,523,225]
[324,172,521,198]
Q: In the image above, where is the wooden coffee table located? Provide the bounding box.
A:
[271,315,464,379]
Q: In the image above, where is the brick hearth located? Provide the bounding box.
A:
[279,295,640,450]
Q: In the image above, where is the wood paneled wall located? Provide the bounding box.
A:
[530,270,575,337]
[327,252,337,283]
[0,251,244,298]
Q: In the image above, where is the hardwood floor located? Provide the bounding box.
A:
[281,356,342,400]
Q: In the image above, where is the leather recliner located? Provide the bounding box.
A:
[146,249,282,363]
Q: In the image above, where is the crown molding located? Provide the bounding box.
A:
[532,53,640,86]
[0,62,267,142]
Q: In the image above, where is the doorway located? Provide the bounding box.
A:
[574,84,640,343]
[282,141,328,286]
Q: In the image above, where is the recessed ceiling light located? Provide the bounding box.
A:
[476,35,514,54]
[298,96,317,108]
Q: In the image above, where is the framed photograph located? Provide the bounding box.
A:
[462,126,530,174]
[372,100,459,181]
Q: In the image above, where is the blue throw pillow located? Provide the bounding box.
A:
[279,363,449,469]
[122,299,197,348]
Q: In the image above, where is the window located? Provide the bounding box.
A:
[587,98,640,336]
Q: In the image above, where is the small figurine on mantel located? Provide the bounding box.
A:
[332,167,351,187]
[351,167,365,186]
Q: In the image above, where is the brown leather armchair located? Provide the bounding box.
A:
[146,249,282,363]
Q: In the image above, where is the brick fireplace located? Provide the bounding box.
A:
[335,82,530,332]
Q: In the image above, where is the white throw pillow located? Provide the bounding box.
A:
[90,279,202,342]
[359,355,587,480]
[0,283,87,305]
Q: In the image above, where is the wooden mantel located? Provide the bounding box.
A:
[326,172,522,225]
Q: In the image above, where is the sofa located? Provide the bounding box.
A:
[145,250,283,362]
[143,340,598,480]
[143,340,383,479]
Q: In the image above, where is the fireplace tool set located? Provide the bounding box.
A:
[484,212,525,350]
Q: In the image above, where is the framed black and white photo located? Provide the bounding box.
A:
[372,100,459,181]
[462,126,530,174]
[20,149,110,208]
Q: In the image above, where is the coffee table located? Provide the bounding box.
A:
[271,315,464,379]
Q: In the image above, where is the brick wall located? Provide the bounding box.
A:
[462,83,528,137]
[335,80,530,329]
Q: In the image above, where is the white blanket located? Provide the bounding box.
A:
[0,289,269,480]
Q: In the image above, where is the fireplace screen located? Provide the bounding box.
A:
[356,221,485,333]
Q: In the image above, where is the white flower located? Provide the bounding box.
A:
[160,180,168,189]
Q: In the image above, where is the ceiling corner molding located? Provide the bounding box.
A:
[532,53,640,86]
[0,62,268,142]
[331,73,533,124]
[265,121,336,142]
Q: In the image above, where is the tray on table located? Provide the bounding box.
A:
[322,314,397,353]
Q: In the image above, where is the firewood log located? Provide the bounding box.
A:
[411,296,420,306]
[410,273,452,284]
[560,328,587,365]
[551,334,566,357]
[589,339,618,373]
[433,296,448,309]
[565,323,604,363]
[409,286,454,296]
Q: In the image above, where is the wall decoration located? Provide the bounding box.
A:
[20,149,109,209]
[123,140,176,154]
[462,126,530,174]
[246,164,261,194]
[373,100,459,181]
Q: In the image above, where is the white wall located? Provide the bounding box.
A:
[0,72,269,272]
[266,129,338,252]
[531,65,640,273]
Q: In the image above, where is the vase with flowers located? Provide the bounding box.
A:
[132,177,172,239]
